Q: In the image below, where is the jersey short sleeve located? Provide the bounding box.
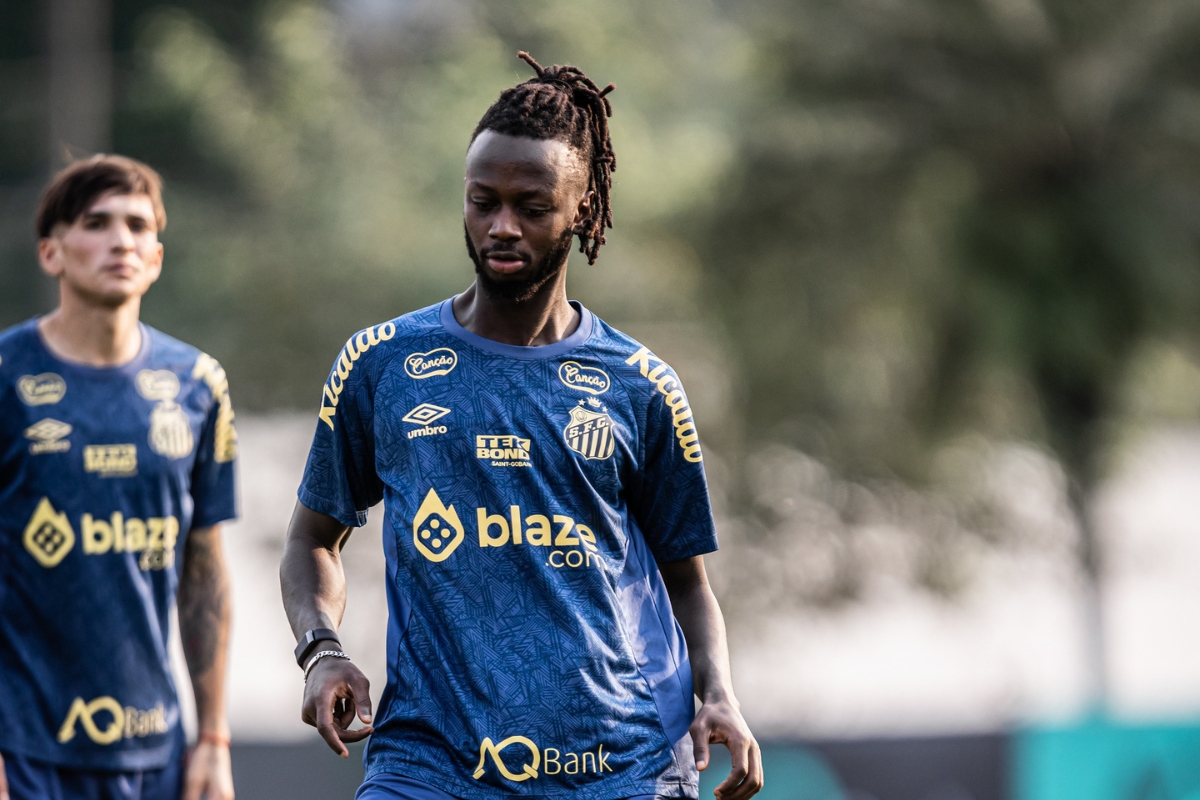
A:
[189,354,238,528]
[624,349,719,563]
[298,327,387,527]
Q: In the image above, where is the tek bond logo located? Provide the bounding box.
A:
[58,696,168,746]
[319,323,397,430]
[625,347,703,462]
[474,736,614,783]
[412,489,601,569]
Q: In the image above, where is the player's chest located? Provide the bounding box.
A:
[6,371,205,480]
[375,354,637,486]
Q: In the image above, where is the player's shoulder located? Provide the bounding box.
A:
[582,313,684,394]
[0,318,42,368]
[141,324,229,397]
[329,302,449,377]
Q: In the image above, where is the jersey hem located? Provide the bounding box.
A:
[0,735,182,772]
[298,487,366,528]
[362,761,698,799]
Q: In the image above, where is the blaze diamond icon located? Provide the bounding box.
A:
[402,403,451,426]
[24,497,75,567]
[412,488,464,562]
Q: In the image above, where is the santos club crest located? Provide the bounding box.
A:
[563,406,616,461]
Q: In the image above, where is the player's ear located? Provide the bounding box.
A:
[145,241,164,285]
[37,236,64,279]
[572,189,595,235]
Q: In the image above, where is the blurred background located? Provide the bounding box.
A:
[5,0,1200,797]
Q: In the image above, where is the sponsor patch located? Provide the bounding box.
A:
[405,348,458,380]
[476,434,532,467]
[319,322,397,430]
[192,353,237,463]
[25,418,72,454]
[625,347,703,462]
[24,497,75,567]
[402,403,451,425]
[58,696,168,745]
[412,488,465,562]
[557,361,610,395]
[84,444,137,477]
[17,373,66,406]
[473,736,613,783]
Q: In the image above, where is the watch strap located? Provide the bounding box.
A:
[294,627,341,667]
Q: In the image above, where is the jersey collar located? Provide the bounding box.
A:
[438,298,594,360]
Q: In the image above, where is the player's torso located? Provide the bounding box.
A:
[356,307,691,795]
[0,322,217,767]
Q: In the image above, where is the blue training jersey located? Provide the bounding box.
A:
[298,300,718,799]
[0,319,238,770]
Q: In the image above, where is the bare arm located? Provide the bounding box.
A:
[177,524,234,800]
[661,556,763,800]
[279,501,373,757]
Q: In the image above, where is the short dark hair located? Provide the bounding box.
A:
[36,154,167,238]
[472,52,616,265]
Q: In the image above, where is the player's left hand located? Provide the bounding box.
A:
[183,738,235,800]
[691,698,763,799]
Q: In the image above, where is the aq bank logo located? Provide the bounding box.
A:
[474,736,540,782]
[411,489,465,562]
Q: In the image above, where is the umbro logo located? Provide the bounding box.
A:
[403,403,450,440]
[402,403,451,425]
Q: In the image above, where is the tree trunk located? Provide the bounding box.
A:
[47,0,112,159]
[1068,480,1108,715]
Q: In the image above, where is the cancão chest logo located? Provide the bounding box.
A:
[473,735,614,783]
[557,361,609,395]
[17,373,66,406]
[405,348,457,379]
[57,696,168,746]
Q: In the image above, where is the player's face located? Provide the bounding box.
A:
[463,131,592,301]
[38,191,164,308]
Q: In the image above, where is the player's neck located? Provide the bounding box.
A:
[38,286,143,367]
[453,273,579,347]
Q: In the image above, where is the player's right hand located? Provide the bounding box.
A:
[302,657,374,758]
[0,750,9,800]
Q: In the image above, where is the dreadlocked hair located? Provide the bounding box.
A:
[472,51,616,265]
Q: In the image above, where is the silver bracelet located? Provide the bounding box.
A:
[304,649,350,681]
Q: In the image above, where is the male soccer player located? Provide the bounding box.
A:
[0,155,238,800]
[281,53,763,800]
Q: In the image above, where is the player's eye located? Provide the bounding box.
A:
[523,207,549,218]
[82,216,106,230]
[471,199,496,211]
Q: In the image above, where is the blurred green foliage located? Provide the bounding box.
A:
[4,0,1200,613]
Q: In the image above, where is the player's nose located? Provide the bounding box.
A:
[489,204,522,241]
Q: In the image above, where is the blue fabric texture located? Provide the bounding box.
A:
[299,300,717,798]
[0,320,238,770]
[2,747,184,799]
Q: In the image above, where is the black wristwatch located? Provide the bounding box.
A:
[294,628,341,668]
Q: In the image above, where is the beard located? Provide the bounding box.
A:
[465,224,575,303]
